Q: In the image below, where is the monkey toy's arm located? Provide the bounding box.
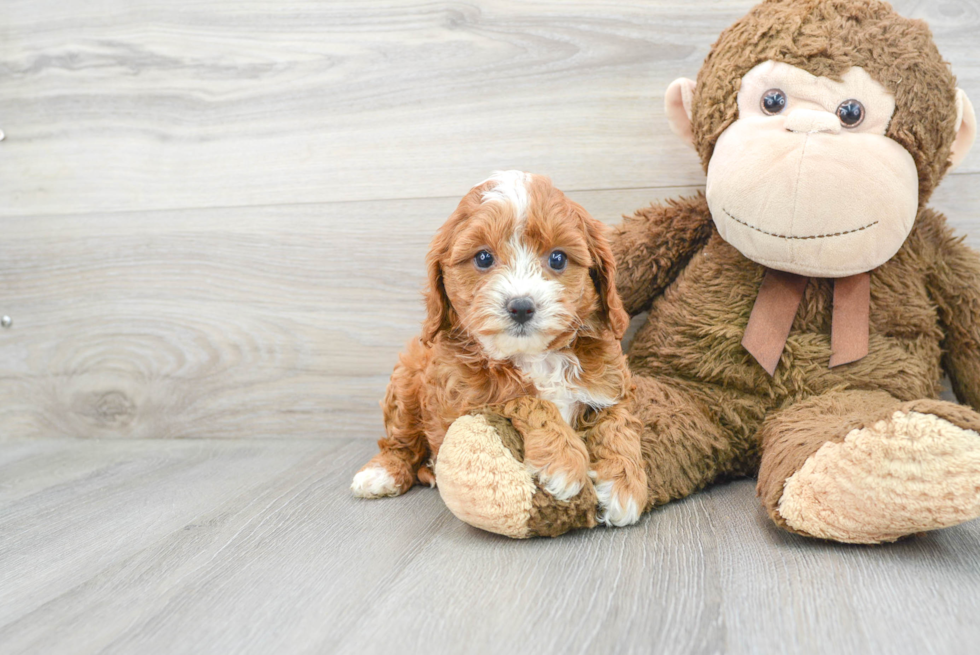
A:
[609,194,714,316]
[929,221,980,411]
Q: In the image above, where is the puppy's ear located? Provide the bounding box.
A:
[421,191,480,344]
[582,211,629,340]
[420,224,455,345]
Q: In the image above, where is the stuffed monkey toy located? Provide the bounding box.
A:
[433,0,980,543]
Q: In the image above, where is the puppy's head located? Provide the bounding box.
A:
[421,171,628,357]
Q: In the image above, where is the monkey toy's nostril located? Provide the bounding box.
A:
[506,297,536,325]
[784,108,842,135]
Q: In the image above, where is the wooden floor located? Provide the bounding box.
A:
[2,1,980,653]
[1,437,979,655]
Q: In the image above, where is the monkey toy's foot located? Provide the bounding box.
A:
[435,411,598,539]
[777,407,980,544]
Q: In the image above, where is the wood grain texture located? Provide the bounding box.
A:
[0,0,977,216]
[1,438,979,655]
[0,0,977,442]
[2,4,979,653]
[0,186,691,439]
[0,180,975,439]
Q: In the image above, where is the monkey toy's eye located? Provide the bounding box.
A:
[548,250,568,271]
[474,250,495,270]
[761,89,787,115]
[837,99,865,128]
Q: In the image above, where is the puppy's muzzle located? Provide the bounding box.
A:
[506,297,536,326]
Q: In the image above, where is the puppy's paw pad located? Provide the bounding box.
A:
[351,466,400,498]
[594,478,642,527]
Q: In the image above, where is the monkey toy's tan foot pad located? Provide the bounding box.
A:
[778,410,980,544]
[435,412,597,539]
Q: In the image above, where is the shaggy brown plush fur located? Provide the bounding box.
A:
[432,0,980,543]
[353,174,647,526]
[613,2,980,533]
[619,194,980,525]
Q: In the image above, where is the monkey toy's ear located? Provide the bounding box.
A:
[665,77,697,149]
[950,89,977,171]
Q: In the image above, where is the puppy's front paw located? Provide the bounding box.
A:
[351,465,402,498]
[592,465,647,527]
[531,465,589,501]
[497,396,592,502]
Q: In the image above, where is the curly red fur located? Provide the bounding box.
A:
[354,174,645,509]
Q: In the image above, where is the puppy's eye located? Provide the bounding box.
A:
[474,250,495,270]
[836,99,865,127]
[761,89,787,115]
[548,250,567,271]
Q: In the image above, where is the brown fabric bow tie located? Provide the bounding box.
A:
[741,269,870,376]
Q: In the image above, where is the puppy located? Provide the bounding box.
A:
[350,171,647,526]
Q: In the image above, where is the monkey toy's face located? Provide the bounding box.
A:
[707,61,917,277]
[665,60,976,278]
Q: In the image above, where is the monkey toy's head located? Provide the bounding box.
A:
[665,0,976,277]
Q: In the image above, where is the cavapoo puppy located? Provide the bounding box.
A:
[351,171,647,526]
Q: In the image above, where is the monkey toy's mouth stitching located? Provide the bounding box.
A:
[723,208,879,240]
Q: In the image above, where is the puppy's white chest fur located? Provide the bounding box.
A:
[512,352,616,426]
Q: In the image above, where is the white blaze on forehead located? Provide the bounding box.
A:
[478,235,570,359]
[504,238,544,287]
[472,171,573,359]
[480,170,531,223]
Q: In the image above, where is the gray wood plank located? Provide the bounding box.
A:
[0,438,978,655]
[0,180,976,440]
[0,0,977,216]
[1,0,977,441]
[0,186,691,440]
[334,479,980,655]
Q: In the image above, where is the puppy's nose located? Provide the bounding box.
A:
[506,297,536,325]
